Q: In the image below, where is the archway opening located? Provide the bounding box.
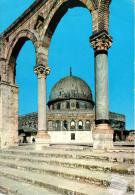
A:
[16,40,37,115]
[47,5,94,103]
[8,38,37,142]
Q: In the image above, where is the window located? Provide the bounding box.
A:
[70,120,76,130]
[71,133,75,140]
[76,102,80,109]
[63,120,68,130]
[78,120,83,129]
[66,102,70,109]
[85,120,91,130]
[57,103,61,110]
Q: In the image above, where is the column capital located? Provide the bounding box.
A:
[34,65,50,79]
[90,31,112,52]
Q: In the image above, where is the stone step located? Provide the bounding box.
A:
[0,153,133,175]
[10,144,135,153]
[0,175,61,195]
[0,165,127,195]
[10,144,90,151]
[1,148,134,164]
[0,158,133,192]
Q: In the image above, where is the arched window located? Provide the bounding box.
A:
[66,102,70,109]
[70,120,76,130]
[78,120,83,129]
[76,102,80,109]
[85,120,91,130]
[56,120,61,130]
[63,120,68,130]
[57,103,61,110]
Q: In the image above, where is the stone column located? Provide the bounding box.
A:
[34,65,50,145]
[90,31,113,150]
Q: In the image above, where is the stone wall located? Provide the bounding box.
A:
[19,111,125,132]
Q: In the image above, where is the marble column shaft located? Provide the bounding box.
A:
[34,65,50,134]
[38,74,47,131]
[95,53,109,121]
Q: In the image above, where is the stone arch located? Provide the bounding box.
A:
[42,0,95,49]
[6,30,38,84]
[40,0,113,149]
[0,0,113,149]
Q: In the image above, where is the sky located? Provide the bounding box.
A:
[0,0,134,130]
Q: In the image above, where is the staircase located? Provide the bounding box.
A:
[0,145,134,195]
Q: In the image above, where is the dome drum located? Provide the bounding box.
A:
[48,98,94,111]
